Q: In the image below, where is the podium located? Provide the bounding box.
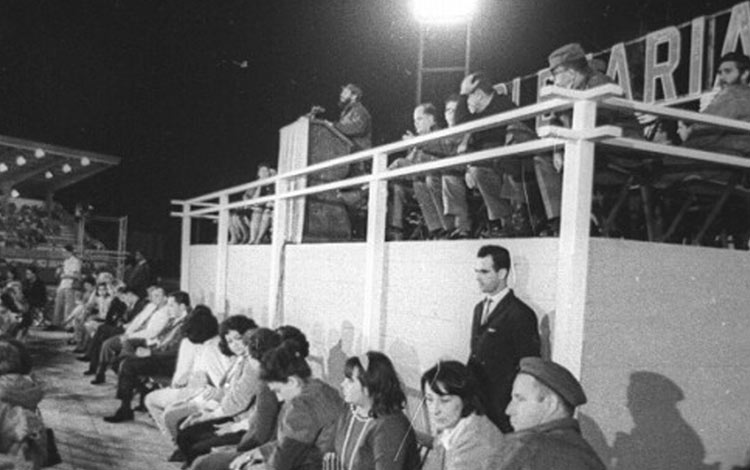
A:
[277,117,359,242]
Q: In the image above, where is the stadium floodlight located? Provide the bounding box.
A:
[412,0,478,24]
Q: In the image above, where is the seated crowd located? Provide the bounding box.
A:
[0,203,64,250]
[386,44,750,245]
[59,242,606,470]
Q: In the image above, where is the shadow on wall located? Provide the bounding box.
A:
[581,371,719,470]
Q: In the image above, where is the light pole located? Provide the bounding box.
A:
[412,0,478,105]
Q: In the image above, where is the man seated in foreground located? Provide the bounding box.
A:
[491,357,605,469]
[103,291,191,423]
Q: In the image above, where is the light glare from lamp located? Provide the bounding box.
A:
[45,171,53,179]
[62,163,72,174]
[412,0,478,24]
[34,149,45,158]
[81,157,91,166]
[0,163,7,173]
[15,156,26,166]
[10,189,19,198]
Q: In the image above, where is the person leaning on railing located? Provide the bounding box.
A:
[680,51,750,157]
[535,42,642,236]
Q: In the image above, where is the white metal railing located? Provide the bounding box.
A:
[170,84,750,377]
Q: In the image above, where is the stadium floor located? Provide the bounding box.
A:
[28,329,179,470]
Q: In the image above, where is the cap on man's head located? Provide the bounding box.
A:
[548,43,587,69]
[519,357,587,407]
[719,51,750,69]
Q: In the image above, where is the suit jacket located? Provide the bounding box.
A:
[468,290,540,432]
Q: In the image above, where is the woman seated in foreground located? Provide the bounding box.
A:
[145,305,232,438]
[160,315,257,444]
[176,328,282,467]
[420,361,503,470]
[228,339,344,470]
[322,351,420,470]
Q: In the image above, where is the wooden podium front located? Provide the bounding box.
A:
[278,117,359,242]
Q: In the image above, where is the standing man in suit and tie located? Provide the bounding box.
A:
[468,245,541,432]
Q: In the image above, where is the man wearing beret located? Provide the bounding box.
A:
[491,357,606,469]
[535,43,642,235]
[468,245,540,432]
[455,72,536,237]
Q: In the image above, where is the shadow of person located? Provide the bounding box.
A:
[612,371,719,470]
[578,412,613,467]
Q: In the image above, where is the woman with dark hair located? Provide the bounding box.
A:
[145,305,232,438]
[229,339,344,470]
[322,351,419,470]
[160,314,257,442]
[178,328,282,468]
[420,361,503,470]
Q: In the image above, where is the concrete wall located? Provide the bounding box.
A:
[187,238,750,469]
[188,245,270,322]
[580,239,750,470]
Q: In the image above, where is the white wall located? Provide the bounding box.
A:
[189,238,558,403]
[581,239,750,470]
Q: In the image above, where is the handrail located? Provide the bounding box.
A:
[182,97,574,205]
[184,138,567,217]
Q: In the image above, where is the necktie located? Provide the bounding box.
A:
[481,298,492,325]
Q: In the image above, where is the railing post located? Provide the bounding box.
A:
[180,203,191,292]
[215,195,229,315]
[268,178,289,328]
[552,99,597,379]
[362,153,388,351]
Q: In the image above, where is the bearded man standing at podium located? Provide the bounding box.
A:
[468,244,541,433]
[334,83,372,150]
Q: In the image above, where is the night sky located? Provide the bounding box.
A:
[0,0,741,269]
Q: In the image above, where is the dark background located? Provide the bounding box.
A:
[0,0,740,273]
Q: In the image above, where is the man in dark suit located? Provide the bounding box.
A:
[468,245,541,432]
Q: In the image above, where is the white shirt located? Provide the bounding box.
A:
[127,304,170,340]
[58,255,81,289]
[481,287,510,324]
[123,302,157,336]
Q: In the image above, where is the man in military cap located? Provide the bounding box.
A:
[491,357,605,469]
[535,43,642,235]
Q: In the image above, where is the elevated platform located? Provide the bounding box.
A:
[185,238,750,469]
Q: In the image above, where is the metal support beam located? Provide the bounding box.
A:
[362,153,388,351]
[552,99,597,379]
[215,195,229,315]
[180,203,191,292]
[268,179,289,327]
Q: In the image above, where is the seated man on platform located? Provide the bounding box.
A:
[334,83,372,151]
[681,52,750,156]
[491,357,605,469]
[104,290,191,423]
[457,72,536,238]
[536,43,642,235]
[389,103,457,240]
